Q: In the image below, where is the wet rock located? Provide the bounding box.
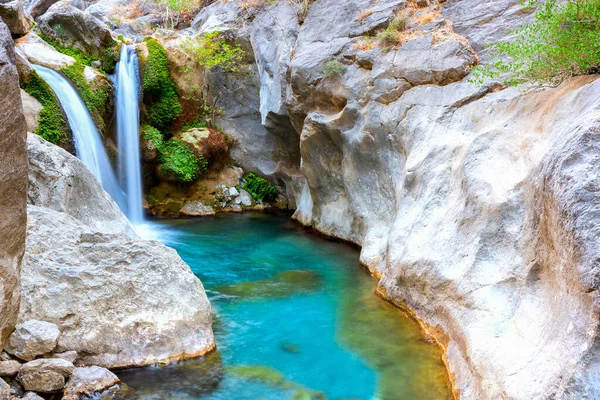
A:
[20,90,42,132]
[0,19,27,350]
[62,366,120,400]
[15,32,75,70]
[21,204,215,369]
[19,358,74,393]
[27,134,136,237]
[0,360,21,376]
[0,0,33,36]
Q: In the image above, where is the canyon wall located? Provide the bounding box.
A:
[0,19,27,349]
[194,0,600,398]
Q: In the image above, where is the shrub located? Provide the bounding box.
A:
[158,138,207,182]
[61,62,111,134]
[472,0,600,86]
[21,71,69,144]
[181,31,245,72]
[323,60,347,77]
[142,38,182,131]
[376,10,409,45]
[141,124,163,146]
[242,173,279,202]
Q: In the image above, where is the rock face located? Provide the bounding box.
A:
[5,320,60,361]
[0,0,34,36]
[186,0,600,399]
[0,19,27,351]
[23,204,215,368]
[62,366,120,400]
[27,133,136,237]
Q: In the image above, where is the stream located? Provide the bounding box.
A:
[114,212,451,400]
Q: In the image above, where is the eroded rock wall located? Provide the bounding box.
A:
[0,19,27,349]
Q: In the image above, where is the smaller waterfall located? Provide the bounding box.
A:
[33,64,125,208]
[115,44,144,224]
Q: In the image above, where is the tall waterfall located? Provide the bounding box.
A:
[115,44,144,224]
[33,64,125,209]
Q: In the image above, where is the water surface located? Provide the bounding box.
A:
[116,212,450,400]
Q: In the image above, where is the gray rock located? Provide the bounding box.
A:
[20,205,215,368]
[0,379,8,400]
[62,366,120,400]
[35,3,113,57]
[19,358,74,393]
[0,360,21,376]
[20,90,42,132]
[228,187,239,197]
[180,201,215,217]
[0,0,34,36]
[5,320,60,361]
[235,190,252,207]
[27,133,136,238]
[21,392,45,400]
[15,32,75,70]
[23,0,59,19]
[52,350,77,363]
[0,19,27,351]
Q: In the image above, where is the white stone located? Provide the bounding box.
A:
[5,320,60,361]
[15,33,75,70]
[229,187,239,197]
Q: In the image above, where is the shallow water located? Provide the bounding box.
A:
[116,212,451,400]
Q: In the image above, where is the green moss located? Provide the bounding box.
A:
[38,34,120,74]
[241,173,279,202]
[141,124,163,146]
[157,138,207,182]
[142,39,182,131]
[61,62,111,134]
[21,71,69,144]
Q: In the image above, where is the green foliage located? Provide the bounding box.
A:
[241,173,279,202]
[376,10,409,45]
[38,33,120,73]
[472,0,600,86]
[141,124,164,146]
[181,31,245,72]
[158,138,207,182]
[61,62,111,133]
[323,60,348,77]
[142,39,182,131]
[21,71,68,144]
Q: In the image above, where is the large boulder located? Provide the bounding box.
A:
[0,0,34,36]
[35,2,114,57]
[27,133,136,237]
[21,204,215,368]
[5,320,60,361]
[0,19,27,350]
[62,366,120,400]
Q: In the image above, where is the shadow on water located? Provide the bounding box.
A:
[112,212,451,400]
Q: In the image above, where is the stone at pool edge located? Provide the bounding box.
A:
[5,320,60,361]
[62,366,120,400]
[18,358,74,393]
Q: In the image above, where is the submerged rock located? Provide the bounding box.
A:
[62,366,120,400]
[5,320,60,361]
[0,18,27,351]
[22,205,215,368]
[217,270,322,300]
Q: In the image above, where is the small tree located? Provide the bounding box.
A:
[472,0,600,86]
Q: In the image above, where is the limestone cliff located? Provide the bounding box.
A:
[186,0,600,398]
[0,19,27,350]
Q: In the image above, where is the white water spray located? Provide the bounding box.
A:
[33,64,125,208]
[115,44,144,224]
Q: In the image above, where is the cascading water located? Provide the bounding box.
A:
[33,64,125,209]
[114,44,144,224]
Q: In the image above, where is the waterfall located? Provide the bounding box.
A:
[33,64,125,209]
[114,44,144,224]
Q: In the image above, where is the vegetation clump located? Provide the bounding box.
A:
[376,10,410,45]
[472,0,600,86]
[158,138,207,182]
[181,31,245,72]
[142,38,182,132]
[323,60,348,77]
[21,71,69,144]
[241,173,279,202]
[61,62,112,134]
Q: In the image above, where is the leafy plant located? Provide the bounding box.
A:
[323,60,348,77]
[21,71,69,144]
[142,38,182,131]
[376,10,409,45]
[181,31,245,72]
[241,173,279,202]
[471,0,600,86]
[141,124,164,146]
[158,138,207,182]
[61,62,111,134]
